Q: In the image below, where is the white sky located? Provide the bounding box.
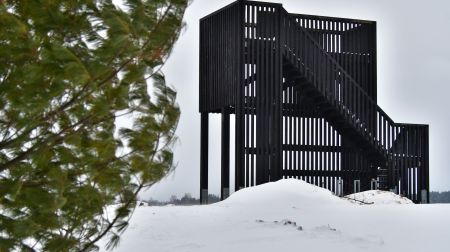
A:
[140,0,450,201]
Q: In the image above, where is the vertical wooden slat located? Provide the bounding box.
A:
[236,0,245,191]
[250,4,256,186]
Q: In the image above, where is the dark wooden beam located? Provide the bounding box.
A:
[221,108,230,200]
[200,112,208,204]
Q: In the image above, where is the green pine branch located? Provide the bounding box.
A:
[0,0,189,251]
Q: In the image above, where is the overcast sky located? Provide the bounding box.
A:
[140,0,450,201]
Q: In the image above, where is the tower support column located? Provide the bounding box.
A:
[221,108,230,200]
[200,112,209,204]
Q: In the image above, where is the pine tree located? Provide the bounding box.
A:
[0,0,188,251]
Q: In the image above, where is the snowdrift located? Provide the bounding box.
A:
[217,179,349,207]
[345,190,413,205]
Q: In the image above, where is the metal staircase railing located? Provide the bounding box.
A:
[280,8,397,160]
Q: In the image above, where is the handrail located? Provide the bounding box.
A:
[289,13,376,25]
[394,122,429,127]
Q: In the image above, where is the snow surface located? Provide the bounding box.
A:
[345,190,414,205]
[99,179,450,252]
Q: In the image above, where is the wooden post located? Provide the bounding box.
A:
[200,112,209,204]
[221,108,230,200]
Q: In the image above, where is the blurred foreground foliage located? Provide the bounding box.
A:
[0,0,189,250]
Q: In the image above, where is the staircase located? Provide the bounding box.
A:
[273,7,428,200]
[280,9,394,165]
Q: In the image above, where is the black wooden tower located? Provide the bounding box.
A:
[199,0,429,203]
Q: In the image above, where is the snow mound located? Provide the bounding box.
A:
[217,178,349,207]
[345,190,414,205]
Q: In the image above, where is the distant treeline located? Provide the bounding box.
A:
[143,193,220,206]
[430,191,450,203]
[141,191,450,205]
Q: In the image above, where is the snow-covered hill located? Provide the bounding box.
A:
[100,179,450,252]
